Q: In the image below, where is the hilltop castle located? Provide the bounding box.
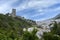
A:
[11,9,16,17]
[6,9,16,17]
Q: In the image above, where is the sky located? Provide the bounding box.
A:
[0,0,60,21]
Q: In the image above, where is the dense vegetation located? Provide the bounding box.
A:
[42,21,60,40]
[21,21,60,40]
[0,14,60,40]
[0,14,35,40]
[21,28,39,40]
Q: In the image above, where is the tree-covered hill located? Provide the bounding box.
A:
[0,14,36,40]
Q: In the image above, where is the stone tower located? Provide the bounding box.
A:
[11,9,16,17]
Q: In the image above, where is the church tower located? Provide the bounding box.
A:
[11,9,16,17]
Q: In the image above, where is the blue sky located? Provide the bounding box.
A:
[0,0,60,21]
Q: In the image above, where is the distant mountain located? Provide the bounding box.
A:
[36,13,60,27]
[54,13,60,19]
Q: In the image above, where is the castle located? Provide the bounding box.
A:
[6,9,16,17]
[11,9,16,17]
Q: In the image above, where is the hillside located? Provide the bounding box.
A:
[0,14,36,40]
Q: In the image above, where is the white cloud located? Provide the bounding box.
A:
[0,0,18,14]
[0,0,60,13]
[31,13,45,17]
[15,0,60,20]
[16,0,60,11]
[0,0,60,21]
[34,18,48,21]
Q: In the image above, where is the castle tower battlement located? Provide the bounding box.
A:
[11,9,16,17]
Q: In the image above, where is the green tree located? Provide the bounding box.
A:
[42,21,60,40]
[21,29,39,40]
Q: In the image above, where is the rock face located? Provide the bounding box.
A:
[23,27,50,39]
[36,18,60,39]
[36,13,60,27]
[36,19,60,29]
